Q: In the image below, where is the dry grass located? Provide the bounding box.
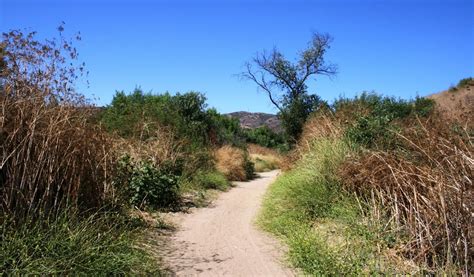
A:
[247,144,282,172]
[0,30,114,221]
[250,154,281,172]
[214,146,248,181]
[111,127,184,168]
[428,82,474,129]
[282,113,342,170]
[340,116,473,274]
[247,143,280,156]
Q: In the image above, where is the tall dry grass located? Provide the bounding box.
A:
[282,112,342,170]
[214,145,249,181]
[340,117,473,273]
[111,127,184,169]
[0,29,113,221]
[247,144,282,172]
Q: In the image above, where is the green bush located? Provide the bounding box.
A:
[346,115,396,148]
[206,109,246,146]
[116,155,181,209]
[101,89,245,148]
[243,153,255,180]
[101,89,210,143]
[0,211,160,275]
[339,92,434,148]
[413,97,435,117]
[193,170,230,191]
[457,77,473,88]
[243,126,286,149]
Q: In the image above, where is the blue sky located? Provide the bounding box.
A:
[1,0,473,114]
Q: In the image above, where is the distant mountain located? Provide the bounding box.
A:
[227,111,282,133]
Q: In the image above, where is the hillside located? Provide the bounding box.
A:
[227,111,282,133]
[428,79,474,127]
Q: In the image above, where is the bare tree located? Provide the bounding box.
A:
[241,33,337,140]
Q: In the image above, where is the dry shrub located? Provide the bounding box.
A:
[248,143,281,157]
[250,154,281,172]
[428,82,474,129]
[111,127,185,168]
[247,144,282,172]
[340,116,473,273]
[0,29,113,221]
[214,146,248,181]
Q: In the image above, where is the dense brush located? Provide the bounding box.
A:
[340,116,473,273]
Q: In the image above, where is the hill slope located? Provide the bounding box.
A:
[227,111,282,133]
[427,80,474,127]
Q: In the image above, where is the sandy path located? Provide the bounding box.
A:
[161,171,294,277]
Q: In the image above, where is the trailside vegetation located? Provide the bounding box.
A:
[0,27,256,274]
[259,91,472,275]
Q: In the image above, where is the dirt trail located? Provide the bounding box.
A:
[161,170,294,276]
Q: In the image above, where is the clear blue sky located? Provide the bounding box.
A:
[1,0,473,114]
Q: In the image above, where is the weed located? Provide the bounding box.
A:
[259,139,386,274]
[115,155,181,209]
[192,170,230,191]
[0,211,161,275]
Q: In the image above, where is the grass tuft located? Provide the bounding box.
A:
[258,138,414,274]
[193,170,231,191]
[0,211,161,275]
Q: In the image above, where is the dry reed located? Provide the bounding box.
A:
[340,116,473,273]
[0,29,113,221]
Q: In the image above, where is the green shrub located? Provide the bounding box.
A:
[0,211,160,275]
[346,115,396,148]
[206,109,246,146]
[243,126,286,149]
[193,170,230,191]
[339,92,434,148]
[243,153,255,180]
[116,155,181,209]
[457,77,473,88]
[100,89,212,144]
[413,97,435,117]
[101,89,245,148]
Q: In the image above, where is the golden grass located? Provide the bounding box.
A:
[340,116,473,273]
[1,30,114,220]
[428,82,474,129]
[214,146,247,181]
[111,127,184,168]
[247,144,282,172]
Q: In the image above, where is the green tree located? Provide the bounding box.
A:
[242,33,337,142]
[101,89,245,147]
[243,126,285,148]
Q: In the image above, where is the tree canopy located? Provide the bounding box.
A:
[242,33,337,141]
